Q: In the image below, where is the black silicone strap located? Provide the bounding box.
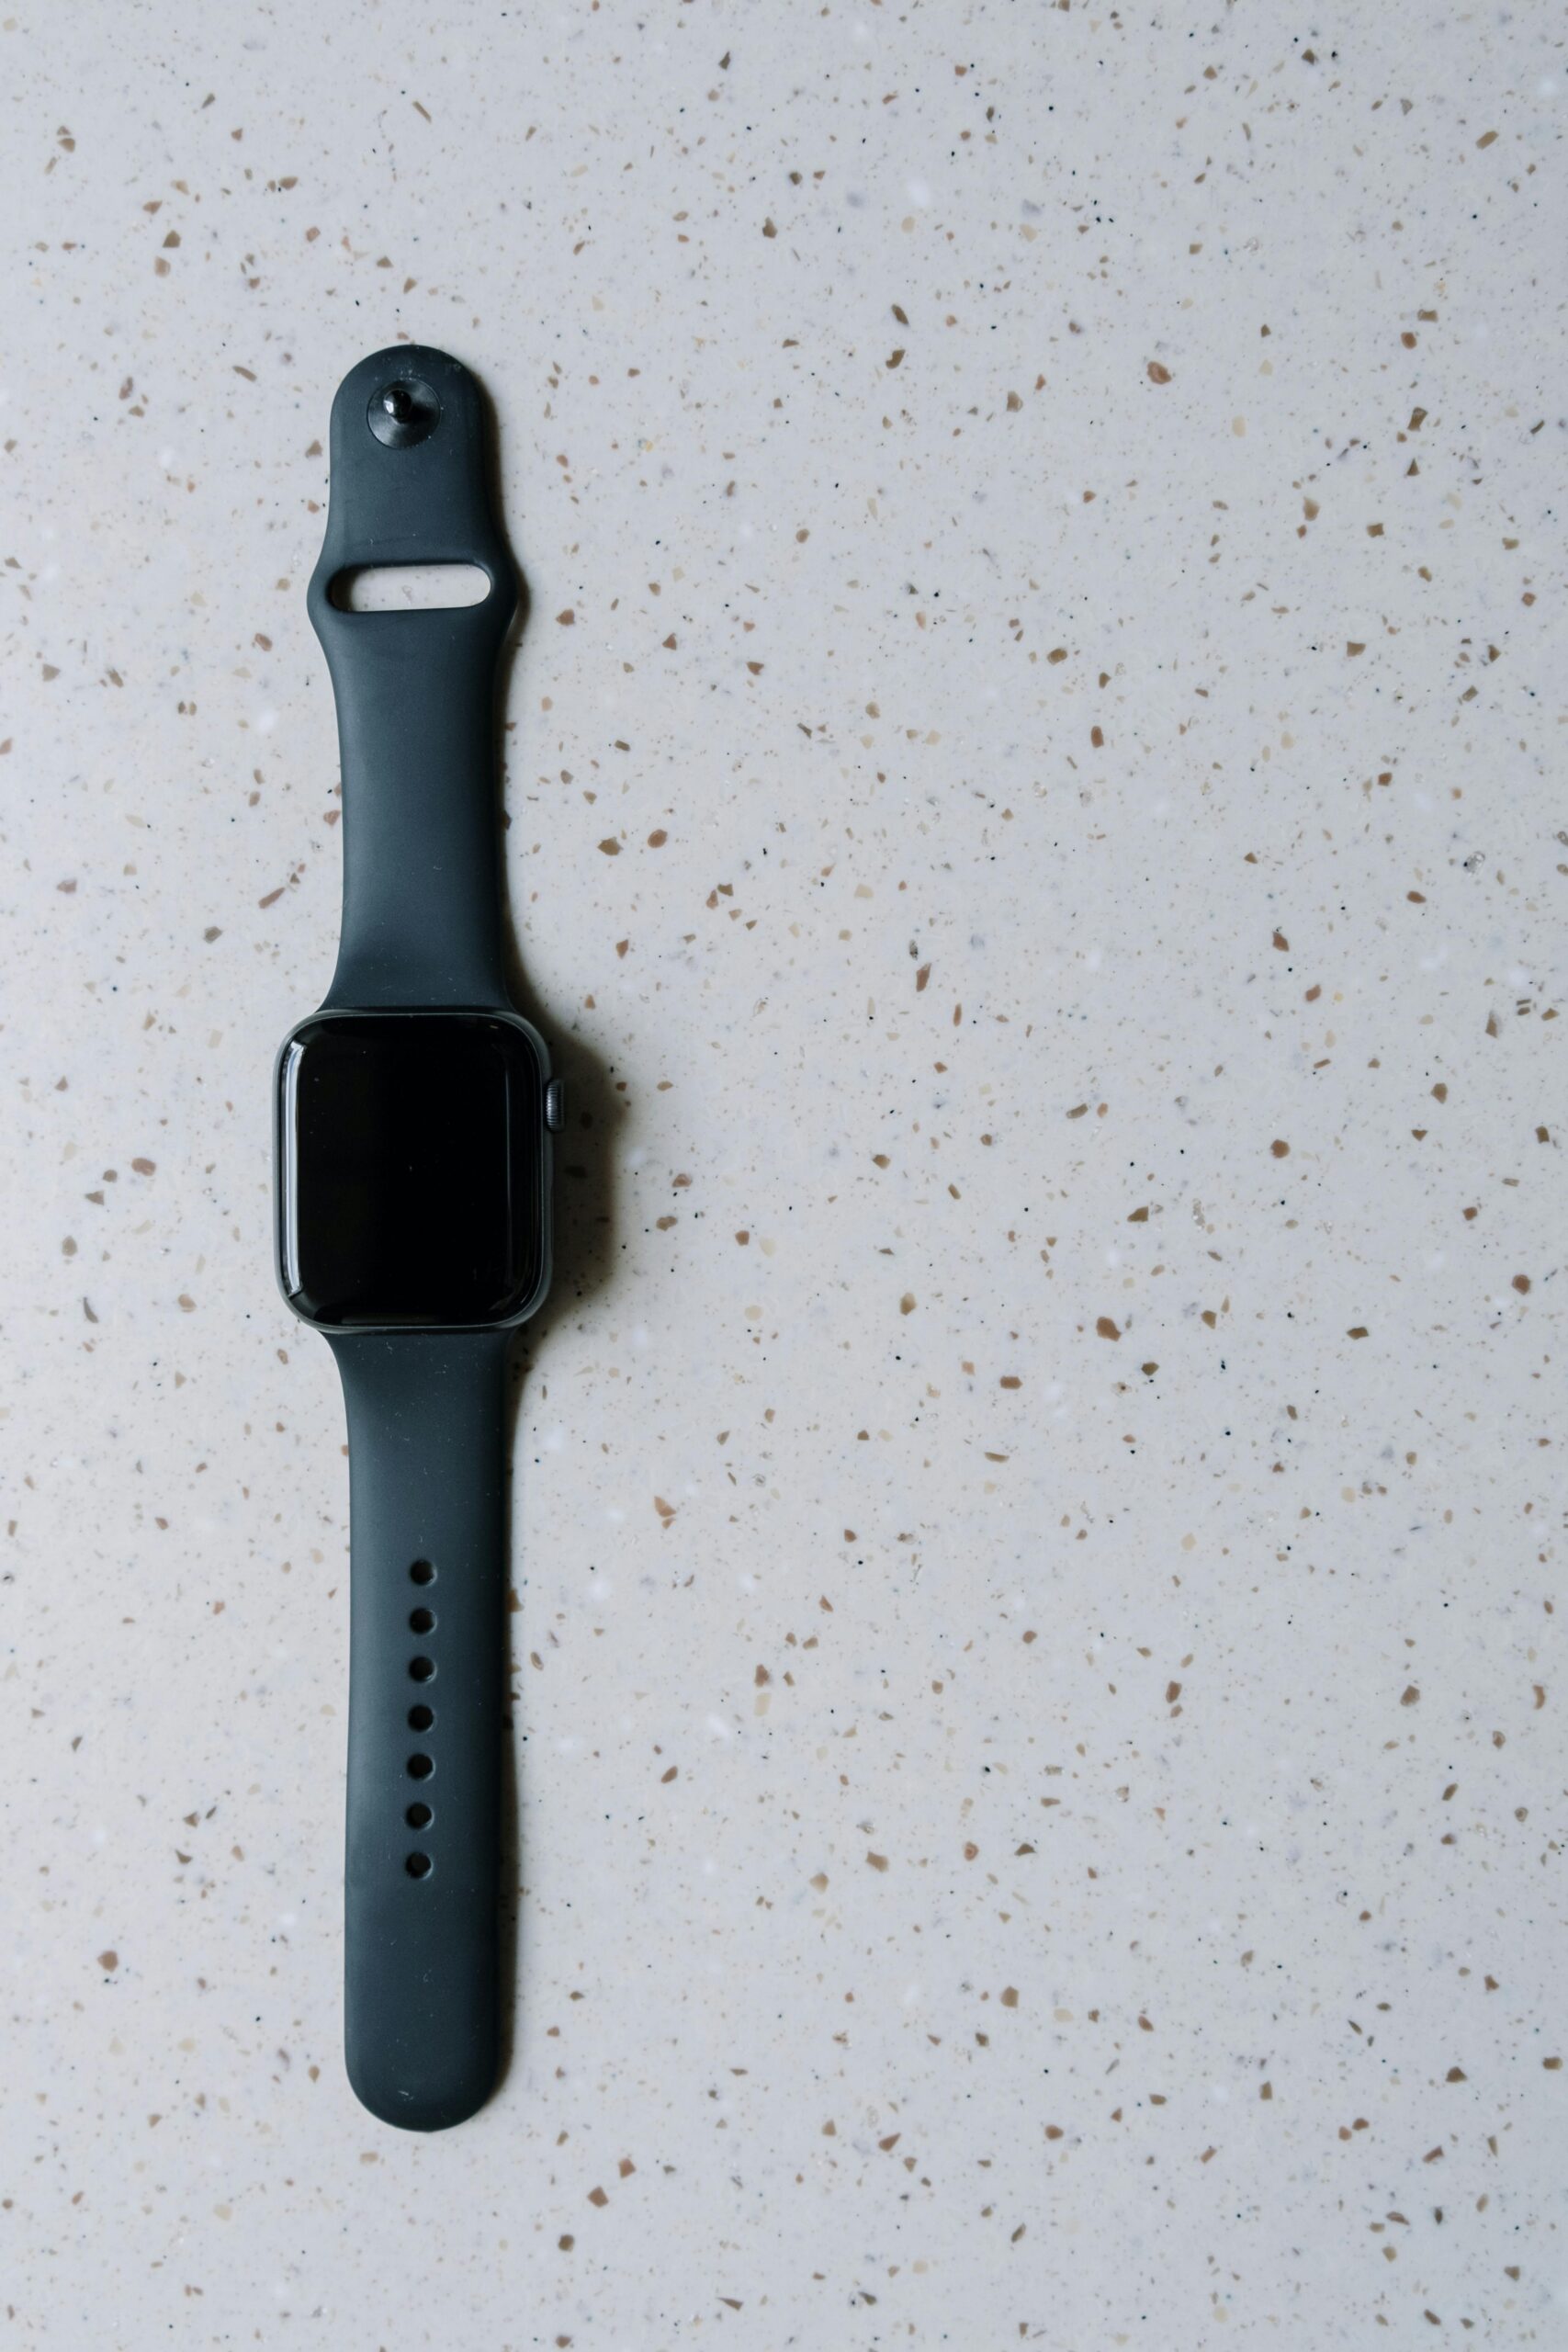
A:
[328,1329,512,2132]
[308,345,517,1011]
[308,348,523,2130]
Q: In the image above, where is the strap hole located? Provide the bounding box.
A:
[405,1852,432,1880]
[330,563,490,614]
[410,1560,435,1587]
[405,1802,433,1830]
[408,1703,434,1733]
[407,1753,434,1780]
[409,1607,435,1635]
[408,1656,436,1683]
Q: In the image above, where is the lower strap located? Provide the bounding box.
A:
[328,1328,512,2130]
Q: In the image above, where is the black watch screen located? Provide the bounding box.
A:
[276,1011,547,1329]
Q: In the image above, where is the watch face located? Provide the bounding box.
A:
[276,1012,547,1329]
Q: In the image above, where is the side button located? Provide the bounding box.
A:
[544,1077,566,1133]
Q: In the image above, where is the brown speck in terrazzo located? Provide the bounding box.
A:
[866,1851,888,1871]
[1146,361,1171,385]
[1401,1685,1420,1706]
[1271,1139,1290,1158]
[1512,1274,1530,1294]
[1096,1317,1121,1341]
[96,1951,118,1973]
[899,1292,916,1314]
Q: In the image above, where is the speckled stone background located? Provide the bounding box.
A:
[2,2,1563,2344]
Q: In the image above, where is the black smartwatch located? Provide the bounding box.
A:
[273,347,559,2131]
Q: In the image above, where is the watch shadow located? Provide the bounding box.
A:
[472,379,624,2097]
[494,966,619,2099]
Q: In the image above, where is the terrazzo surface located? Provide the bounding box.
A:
[2,2,1563,2344]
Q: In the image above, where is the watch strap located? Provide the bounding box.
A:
[327,1327,513,2131]
[308,345,517,1012]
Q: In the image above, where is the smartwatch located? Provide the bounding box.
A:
[273,346,560,2131]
